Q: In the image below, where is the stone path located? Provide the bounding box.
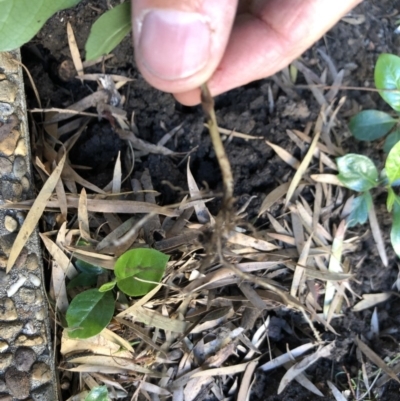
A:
[0,51,57,400]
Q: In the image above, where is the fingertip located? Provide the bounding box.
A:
[132,0,237,93]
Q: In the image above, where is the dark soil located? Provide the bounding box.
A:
[22,0,400,400]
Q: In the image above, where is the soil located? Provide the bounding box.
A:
[21,0,400,400]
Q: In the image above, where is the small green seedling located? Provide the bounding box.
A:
[65,248,169,339]
[337,140,400,258]
[0,1,132,62]
[349,53,400,152]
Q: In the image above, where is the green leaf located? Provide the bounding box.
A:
[85,2,132,61]
[374,53,400,112]
[66,289,114,339]
[347,192,372,227]
[383,129,400,153]
[0,0,81,51]
[385,140,400,184]
[84,386,109,401]
[67,273,98,289]
[337,154,379,192]
[99,281,116,292]
[391,198,400,258]
[349,110,397,141]
[115,249,169,297]
[75,259,104,276]
[387,188,396,212]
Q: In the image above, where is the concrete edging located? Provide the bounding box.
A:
[0,51,58,401]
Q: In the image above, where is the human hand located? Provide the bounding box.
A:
[131,0,362,106]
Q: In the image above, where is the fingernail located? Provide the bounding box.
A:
[137,9,211,81]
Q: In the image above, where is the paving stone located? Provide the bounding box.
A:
[15,347,37,372]
[28,274,41,287]
[0,354,12,371]
[21,176,30,192]
[0,342,9,353]
[7,275,27,297]
[18,287,36,304]
[31,362,51,384]
[14,137,27,157]
[0,158,12,177]
[5,367,30,399]
[3,216,17,233]
[13,156,27,178]
[0,298,17,321]
[0,322,23,340]
[0,128,19,157]
[0,395,12,401]
[1,181,22,201]
[0,380,7,392]
[26,253,39,271]
[0,81,17,103]
[31,383,56,401]
[15,335,44,347]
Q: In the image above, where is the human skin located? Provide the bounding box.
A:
[131,0,363,105]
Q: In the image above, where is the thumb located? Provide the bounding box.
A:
[132,0,238,93]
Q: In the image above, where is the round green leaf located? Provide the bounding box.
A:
[99,281,116,292]
[67,273,98,290]
[383,129,400,153]
[85,2,132,61]
[374,53,400,112]
[66,289,114,339]
[0,0,81,51]
[385,140,400,184]
[337,154,379,192]
[84,386,109,401]
[349,110,397,141]
[346,192,372,227]
[115,249,169,297]
[391,199,400,258]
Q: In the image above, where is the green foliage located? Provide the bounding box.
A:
[75,259,105,275]
[66,289,114,339]
[0,0,81,51]
[374,53,400,112]
[348,53,400,153]
[384,129,400,153]
[98,281,116,292]
[337,154,379,192]
[67,273,98,289]
[65,248,168,339]
[391,199,400,258]
[385,141,400,184]
[347,192,372,227]
[115,249,169,297]
[84,386,109,401]
[85,2,132,61]
[349,110,397,141]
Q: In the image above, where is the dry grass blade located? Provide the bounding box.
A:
[266,141,300,169]
[204,124,263,140]
[78,188,91,242]
[51,261,69,313]
[187,159,214,224]
[291,234,313,298]
[67,22,84,77]
[39,233,77,279]
[237,359,259,401]
[259,343,317,371]
[311,174,345,186]
[324,220,345,320]
[368,203,388,267]
[191,361,252,377]
[278,342,335,394]
[285,131,320,206]
[258,182,290,216]
[67,355,163,377]
[7,152,66,272]
[353,293,393,312]
[355,336,400,384]
[327,380,347,401]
